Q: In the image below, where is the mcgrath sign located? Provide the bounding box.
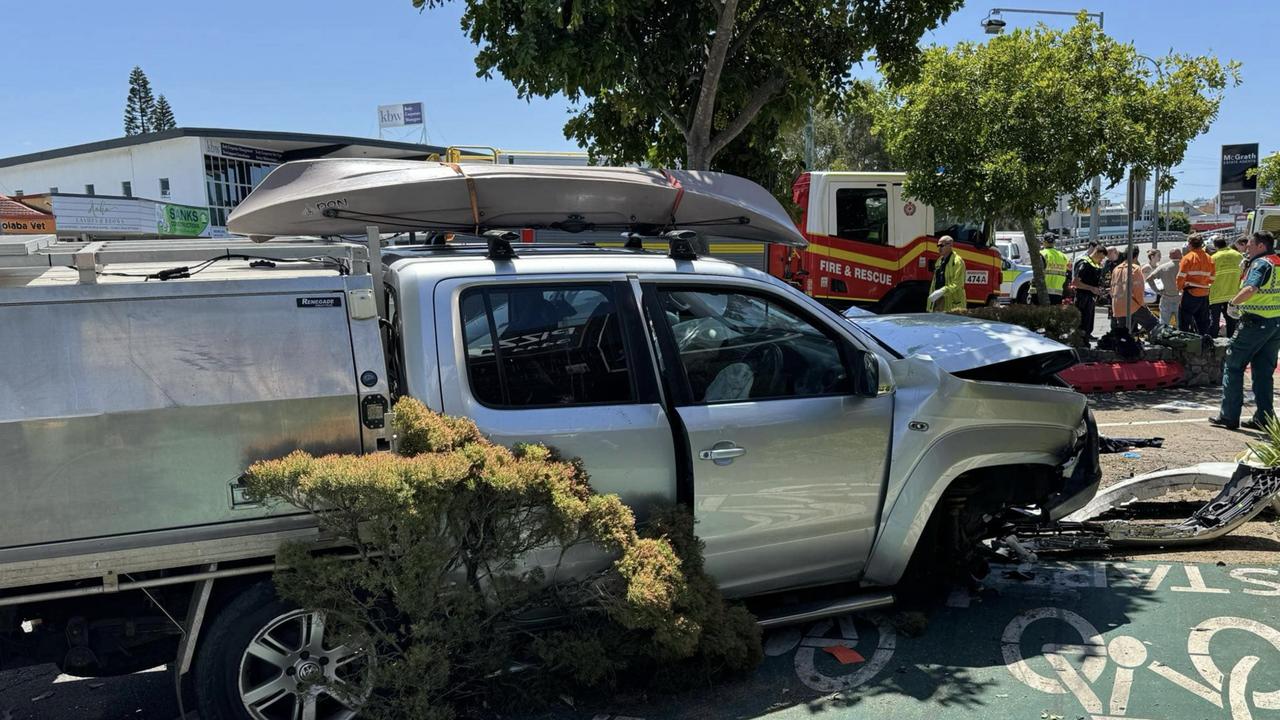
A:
[1220,142,1259,214]
[378,102,424,128]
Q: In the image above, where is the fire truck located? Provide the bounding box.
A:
[768,171,1003,312]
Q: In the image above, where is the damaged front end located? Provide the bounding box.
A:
[1006,462,1280,555]
[1043,409,1103,521]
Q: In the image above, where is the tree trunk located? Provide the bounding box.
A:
[1021,218,1049,306]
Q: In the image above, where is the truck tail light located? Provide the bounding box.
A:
[361,394,388,429]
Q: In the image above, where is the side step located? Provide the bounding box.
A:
[755,590,895,630]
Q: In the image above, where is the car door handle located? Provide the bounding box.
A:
[698,445,746,462]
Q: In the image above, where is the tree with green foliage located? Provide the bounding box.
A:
[413,0,962,171]
[791,84,892,173]
[1251,152,1280,206]
[869,16,1237,304]
[152,95,176,131]
[123,66,155,136]
[1159,211,1191,233]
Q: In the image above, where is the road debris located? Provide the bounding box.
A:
[1099,435,1164,454]
[822,646,866,665]
[1000,462,1280,555]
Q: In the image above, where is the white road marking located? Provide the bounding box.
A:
[1148,660,1224,707]
[1001,608,1106,694]
[1097,417,1208,427]
[1151,400,1215,411]
[1172,565,1231,594]
[1228,655,1262,720]
[1143,564,1172,592]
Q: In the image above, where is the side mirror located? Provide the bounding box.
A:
[1002,258,1012,270]
[849,348,881,398]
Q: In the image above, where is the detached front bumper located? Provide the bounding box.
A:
[1044,409,1102,522]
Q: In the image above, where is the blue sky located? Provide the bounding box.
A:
[0,0,1273,205]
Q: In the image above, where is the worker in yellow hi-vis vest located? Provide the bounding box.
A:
[927,235,967,312]
[1208,235,1244,337]
[1037,234,1070,305]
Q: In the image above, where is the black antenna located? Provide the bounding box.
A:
[483,229,518,260]
[665,229,699,260]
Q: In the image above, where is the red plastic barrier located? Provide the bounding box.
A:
[1059,360,1185,394]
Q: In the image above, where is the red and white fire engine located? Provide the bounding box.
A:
[767,171,1003,312]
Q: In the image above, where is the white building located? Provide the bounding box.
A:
[0,128,446,236]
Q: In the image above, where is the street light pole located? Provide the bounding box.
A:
[982,8,1105,244]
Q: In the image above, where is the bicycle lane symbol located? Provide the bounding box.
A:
[1003,607,1280,720]
[764,613,897,693]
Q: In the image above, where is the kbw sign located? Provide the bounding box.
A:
[378,102,424,128]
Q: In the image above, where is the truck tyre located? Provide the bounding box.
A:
[878,282,928,314]
[194,581,367,720]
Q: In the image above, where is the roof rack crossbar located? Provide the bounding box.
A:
[664,230,700,261]
[483,230,518,260]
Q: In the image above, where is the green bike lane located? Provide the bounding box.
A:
[587,560,1280,720]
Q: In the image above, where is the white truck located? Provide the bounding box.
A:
[0,162,1099,720]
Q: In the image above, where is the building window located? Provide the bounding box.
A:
[49,187,58,194]
[121,181,132,198]
[85,184,95,196]
[204,154,276,227]
[159,178,171,198]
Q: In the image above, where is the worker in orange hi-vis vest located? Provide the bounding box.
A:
[1176,234,1216,336]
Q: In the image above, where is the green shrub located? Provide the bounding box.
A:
[243,397,760,719]
[956,303,1084,345]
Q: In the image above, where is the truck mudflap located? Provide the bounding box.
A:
[1005,462,1280,554]
[1042,409,1102,522]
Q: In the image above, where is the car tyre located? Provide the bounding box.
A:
[193,581,366,720]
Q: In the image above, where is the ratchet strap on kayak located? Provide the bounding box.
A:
[663,169,685,226]
[449,163,481,234]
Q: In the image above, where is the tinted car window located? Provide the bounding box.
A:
[460,285,634,407]
[656,289,850,403]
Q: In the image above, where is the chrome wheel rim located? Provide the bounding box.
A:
[238,610,368,720]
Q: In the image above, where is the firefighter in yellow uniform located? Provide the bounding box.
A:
[927,235,967,312]
[1038,234,1070,304]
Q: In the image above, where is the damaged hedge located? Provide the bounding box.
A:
[243,397,761,719]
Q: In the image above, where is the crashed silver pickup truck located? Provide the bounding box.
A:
[0,161,1098,720]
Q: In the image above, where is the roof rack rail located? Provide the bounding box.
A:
[0,237,370,285]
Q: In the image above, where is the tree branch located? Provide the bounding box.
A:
[689,0,742,156]
[707,74,787,158]
[726,6,770,61]
[659,105,691,139]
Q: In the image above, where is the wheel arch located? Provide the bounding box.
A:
[864,443,1063,587]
